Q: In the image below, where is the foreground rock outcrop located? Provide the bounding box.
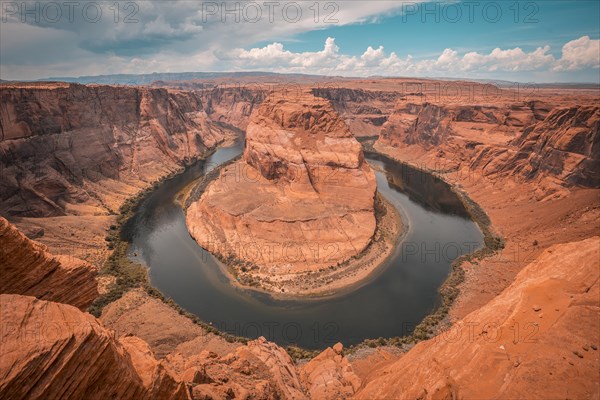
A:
[186,92,377,293]
[4,236,597,400]
[301,343,361,399]
[355,236,600,399]
[100,290,365,399]
[0,292,364,400]
[0,215,361,400]
[0,294,189,400]
[164,336,308,399]
[0,217,98,310]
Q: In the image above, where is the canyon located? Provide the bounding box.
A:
[0,83,235,217]
[1,78,599,399]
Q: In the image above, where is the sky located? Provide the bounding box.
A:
[1,0,599,82]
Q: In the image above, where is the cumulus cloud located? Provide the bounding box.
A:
[225,36,598,79]
[229,37,341,69]
[0,0,598,82]
[456,46,555,72]
[554,36,600,71]
[1,0,418,79]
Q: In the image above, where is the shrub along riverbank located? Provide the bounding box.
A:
[88,139,504,361]
[346,140,505,354]
[87,154,250,346]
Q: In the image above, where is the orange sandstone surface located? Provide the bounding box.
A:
[1,80,599,399]
[0,216,98,310]
[0,294,189,400]
[0,220,360,400]
[354,237,600,400]
[1,229,597,399]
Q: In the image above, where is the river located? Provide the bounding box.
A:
[123,139,484,349]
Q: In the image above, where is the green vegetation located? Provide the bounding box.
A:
[286,345,319,360]
[342,146,506,356]
[88,142,506,361]
[88,182,159,317]
[87,154,250,347]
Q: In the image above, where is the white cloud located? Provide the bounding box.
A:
[224,36,599,79]
[437,49,460,66]
[229,38,579,78]
[0,0,597,83]
[361,46,386,65]
[457,46,554,72]
[554,36,600,71]
[2,1,425,80]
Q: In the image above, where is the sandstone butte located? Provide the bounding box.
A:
[186,92,378,290]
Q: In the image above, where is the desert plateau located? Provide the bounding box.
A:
[1,1,599,399]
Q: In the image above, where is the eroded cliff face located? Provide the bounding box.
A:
[186,92,377,293]
[377,100,599,189]
[354,236,600,400]
[0,217,98,310]
[381,103,453,149]
[379,101,547,149]
[311,86,553,142]
[0,83,232,217]
[312,88,401,137]
[502,106,600,186]
[203,86,267,130]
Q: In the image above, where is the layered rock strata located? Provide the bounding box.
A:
[0,83,232,217]
[0,293,363,400]
[0,217,98,310]
[501,106,600,186]
[0,294,189,400]
[186,93,377,283]
[377,100,598,188]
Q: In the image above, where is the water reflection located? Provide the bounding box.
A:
[126,140,484,349]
